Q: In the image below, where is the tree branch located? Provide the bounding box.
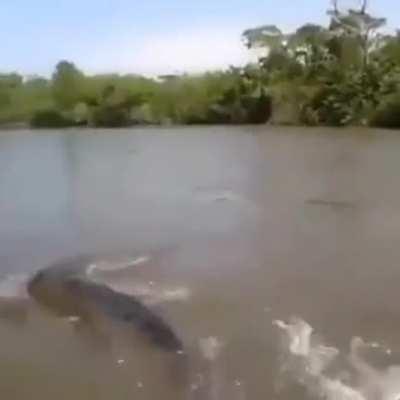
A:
[332,0,339,14]
[360,0,368,14]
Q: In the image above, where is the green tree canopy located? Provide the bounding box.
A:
[52,61,85,109]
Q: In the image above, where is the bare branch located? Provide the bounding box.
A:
[361,0,368,14]
[331,0,368,14]
[332,0,339,14]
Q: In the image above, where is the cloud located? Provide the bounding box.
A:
[82,26,252,76]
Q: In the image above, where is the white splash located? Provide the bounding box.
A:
[274,317,400,400]
[86,263,98,276]
[350,337,400,400]
[110,282,191,305]
[273,318,313,357]
[199,337,224,362]
[85,255,151,276]
[136,381,144,389]
[84,256,191,306]
[196,336,225,400]
[162,287,191,302]
[66,316,81,324]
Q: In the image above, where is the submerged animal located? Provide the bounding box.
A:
[22,255,183,353]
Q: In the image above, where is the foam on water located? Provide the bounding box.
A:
[199,337,224,362]
[85,254,191,305]
[191,336,225,400]
[274,317,400,400]
[108,282,191,305]
[85,255,151,276]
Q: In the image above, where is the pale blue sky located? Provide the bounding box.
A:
[1,0,398,76]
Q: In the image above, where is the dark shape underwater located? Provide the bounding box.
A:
[25,255,183,353]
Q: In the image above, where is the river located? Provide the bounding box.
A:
[0,126,400,399]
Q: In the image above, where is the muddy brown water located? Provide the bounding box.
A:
[1,126,400,399]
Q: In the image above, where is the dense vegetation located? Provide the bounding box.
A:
[2,0,400,128]
[0,65,271,128]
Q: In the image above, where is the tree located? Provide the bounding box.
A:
[242,23,330,80]
[242,25,288,51]
[0,73,23,88]
[52,61,84,109]
[378,31,400,66]
[0,74,22,112]
[327,0,386,67]
[0,89,10,110]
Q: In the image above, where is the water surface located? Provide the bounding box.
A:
[1,126,400,399]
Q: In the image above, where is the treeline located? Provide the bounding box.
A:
[2,1,400,128]
[241,0,400,128]
[0,64,270,128]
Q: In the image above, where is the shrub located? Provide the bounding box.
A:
[301,86,351,126]
[242,93,272,124]
[30,109,74,128]
[91,105,131,127]
[270,83,314,125]
[370,94,400,128]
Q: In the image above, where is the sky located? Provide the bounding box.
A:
[1,0,399,77]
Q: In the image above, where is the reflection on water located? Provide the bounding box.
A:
[1,126,400,399]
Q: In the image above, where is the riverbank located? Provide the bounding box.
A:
[1,121,399,132]
[0,122,29,130]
